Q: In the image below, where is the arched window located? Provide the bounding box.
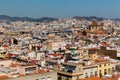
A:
[85,73,88,78]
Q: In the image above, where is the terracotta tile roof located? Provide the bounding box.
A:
[38,69,47,74]
[90,46,100,50]
[93,58,111,64]
[91,30,107,34]
[105,78,118,80]
[19,74,24,77]
[100,42,110,47]
[48,53,63,58]
[3,46,9,50]
[11,62,18,67]
[0,75,9,80]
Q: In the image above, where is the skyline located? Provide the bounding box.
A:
[0,0,120,18]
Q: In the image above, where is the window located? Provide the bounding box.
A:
[99,70,101,73]
[41,78,46,80]
[77,76,79,80]
[104,69,107,75]
[0,64,4,67]
[47,77,52,80]
[99,65,101,67]
[84,51,86,52]
[104,64,106,67]
[99,72,102,78]
[95,71,97,76]
[25,67,36,72]
[112,67,115,72]
[85,73,88,78]
[58,76,61,80]
[108,68,110,74]
[90,72,93,77]
[66,76,70,80]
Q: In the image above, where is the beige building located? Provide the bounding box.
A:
[4,71,57,80]
[47,40,66,51]
[57,62,83,80]
[95,59,111,78]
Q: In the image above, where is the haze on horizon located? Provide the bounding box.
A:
[0,0,120,18]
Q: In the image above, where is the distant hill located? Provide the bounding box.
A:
[0,15,58,22]
[73,16,120,21]
[0,15,119,22]
[111,18,120,21]
[73,16,106,21]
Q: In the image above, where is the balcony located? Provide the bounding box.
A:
[58,70,83,76]
[57,67,83,76]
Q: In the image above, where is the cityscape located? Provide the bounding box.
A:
[0,0,120,80]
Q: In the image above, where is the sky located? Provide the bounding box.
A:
[0,0,120,18]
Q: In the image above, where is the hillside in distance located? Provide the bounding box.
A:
[0,15,119,22]
[0,15,58,22]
